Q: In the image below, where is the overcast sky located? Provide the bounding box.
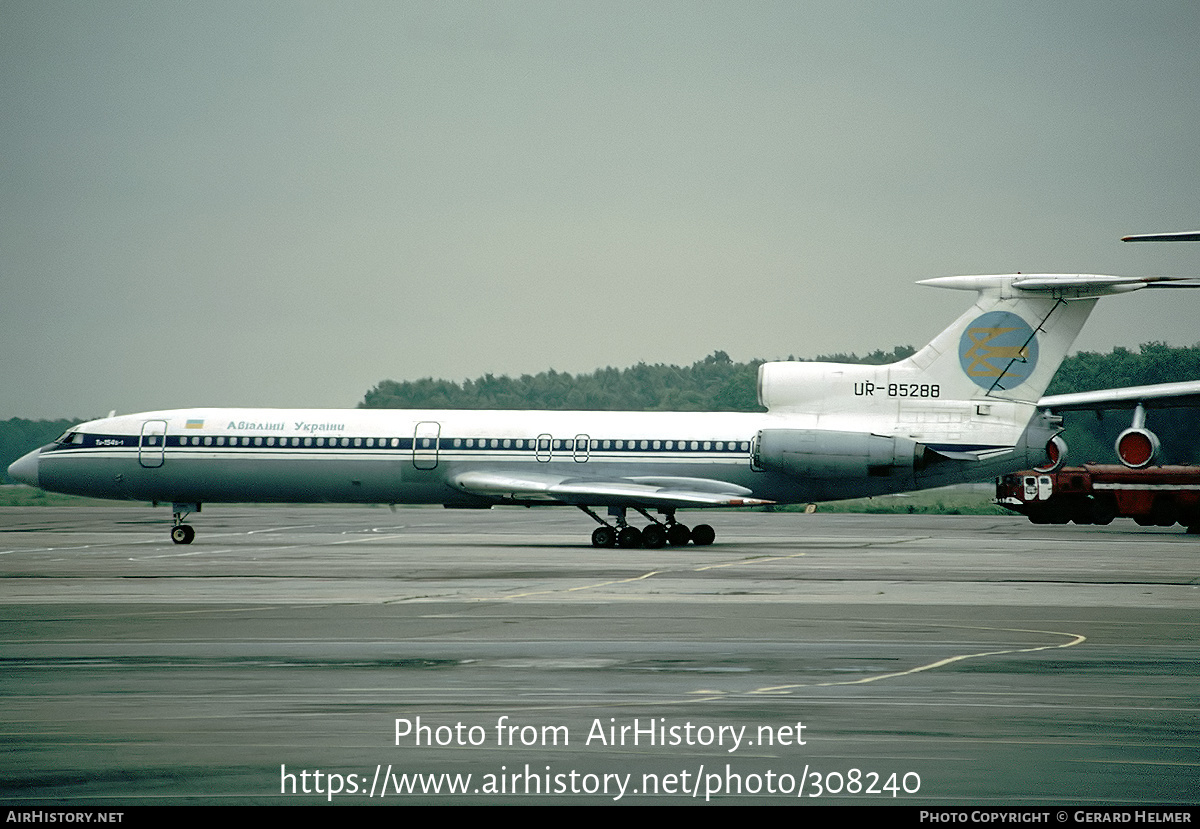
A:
[3,1,1198,419]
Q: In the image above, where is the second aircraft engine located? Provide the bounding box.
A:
[755,429,925,479]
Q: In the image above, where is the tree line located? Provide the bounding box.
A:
[359,347,919,413]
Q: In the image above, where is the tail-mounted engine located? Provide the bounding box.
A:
[754,429,924,478]
[1115,403,1159,469]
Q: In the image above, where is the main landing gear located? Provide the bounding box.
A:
[170,502,200,545]
[580,506,715,549]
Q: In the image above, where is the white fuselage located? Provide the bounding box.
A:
[24,403,1050,509]
[14,273,1182,544]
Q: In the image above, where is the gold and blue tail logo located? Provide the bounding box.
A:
[958,311,1038,390]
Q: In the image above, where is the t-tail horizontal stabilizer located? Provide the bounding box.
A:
[918,273,1200,296]
[1122,231,1200,242]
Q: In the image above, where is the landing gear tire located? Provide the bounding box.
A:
[690,524,715,546]
[1088,498,1117,526]
[591,526,617,548]
[667,524,691,546]
[617,527,643,548]
[171,524,195,545]
[641,524,667,549]
[1149,501,1177,527]
[1070,501,1094,525]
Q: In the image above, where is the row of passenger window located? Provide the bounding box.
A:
[450,438,751,453]
[164,436,751,452]
[174,435,402,448]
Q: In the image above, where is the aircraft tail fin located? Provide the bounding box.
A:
[901,273,1198,405]
[754,273,1198,471]
[900,275,1091,406]
[758,273,1196,416]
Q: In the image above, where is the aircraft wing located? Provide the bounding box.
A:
[1038,380,1200,412]
[450,470,773,508]
[1121,231,1200,242]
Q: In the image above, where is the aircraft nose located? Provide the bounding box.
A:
[7,449,40,488]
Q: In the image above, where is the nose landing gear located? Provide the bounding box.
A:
[170,503,200,545]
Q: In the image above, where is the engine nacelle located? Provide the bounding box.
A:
[1033,434,1067,472]
[755,429,924,478]
[1115,427,1159,469]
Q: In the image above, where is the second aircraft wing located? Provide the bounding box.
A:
[1038,380,1200,413]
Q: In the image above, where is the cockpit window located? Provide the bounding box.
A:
[55,431,83,445]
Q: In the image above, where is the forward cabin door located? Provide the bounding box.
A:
[139,420,167,468]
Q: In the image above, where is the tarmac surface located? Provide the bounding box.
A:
[0,504,1196,805]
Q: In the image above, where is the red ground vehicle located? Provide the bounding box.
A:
[996,465,1200,533]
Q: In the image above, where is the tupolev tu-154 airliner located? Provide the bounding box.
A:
[8,272,1200,547]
